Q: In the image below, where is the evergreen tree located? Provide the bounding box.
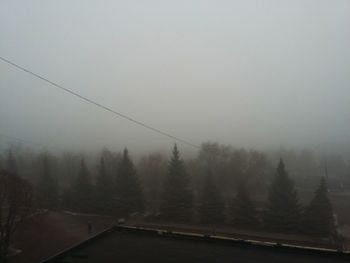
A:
[302,177,333,236]
[36,154,59,209]
[70,159,93,212]
[138,154,167,213]
[115,149,144,216]
[95,157,113,214]
[198,171,224,224]
[161,144,193,222]
[230,179,258,228]
[6,150,17,174]
[265,159,301,232]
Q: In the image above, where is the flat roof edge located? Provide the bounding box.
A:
[40,225,350,262]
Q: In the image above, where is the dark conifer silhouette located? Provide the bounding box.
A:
[115,149,144,216]
[36,154,59,209]
[230,179,258,228]
[68,159,93,212]
[302,177,334,236]
[161,144,193,222]
[265,159,301,232]
[138,154,166,213]
[198,171,224,224]
[6,150,17,174]
[95,157,113,214]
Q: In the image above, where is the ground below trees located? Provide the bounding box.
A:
[9,211,115,263]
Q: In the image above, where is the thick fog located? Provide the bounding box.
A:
[1,0,349,155]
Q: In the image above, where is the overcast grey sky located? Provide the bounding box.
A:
[1,0,349,155]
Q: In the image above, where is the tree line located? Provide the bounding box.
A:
[1,143,335,238]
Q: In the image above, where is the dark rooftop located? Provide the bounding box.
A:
[44,226,350,263]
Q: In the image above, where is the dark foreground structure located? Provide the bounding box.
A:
[42,226,349,263]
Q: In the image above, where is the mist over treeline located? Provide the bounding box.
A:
[1,141,349,197]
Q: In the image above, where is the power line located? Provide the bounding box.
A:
[0,56,200,149]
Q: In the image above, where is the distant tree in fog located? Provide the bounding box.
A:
[198,142,236,195]
[265,159,301,233]
[198,142,270,198]
[230,179,258,228]
[61,152,80,188]
[95,157,113,214]
[0,170,33,263]
[138,153,167,212]
[101,148,121,175]
[245,151,269,195]
[302,177,334,236]
[63,159,92,212]
[198,170,224,224]
[6,150,17,175]
[36,154,59,209]
[115,149,144,216]
[161,144,193,222]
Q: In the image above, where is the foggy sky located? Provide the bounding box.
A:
[1,0,349,155]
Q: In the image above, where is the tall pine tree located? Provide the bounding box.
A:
[70,159,93,212]
[6,150,17,175]
[161,144,193,222]
[198,170,224,224]
[36,154,59,209]
[230,179,258,228]
[95,157,113,214]
[302,177,334,236]
[265,159,301,233]
[115,149,144,216]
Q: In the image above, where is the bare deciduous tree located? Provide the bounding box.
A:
[0,170,33,262]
